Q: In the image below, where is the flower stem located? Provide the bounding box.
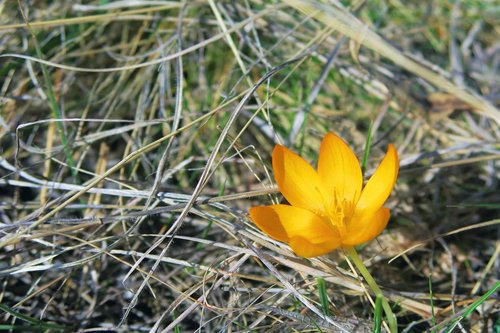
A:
[346,246,398,333]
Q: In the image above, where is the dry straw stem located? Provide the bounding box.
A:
[118,57,303,326]
[0,104,236,247]
[284,0,500,124]
[0,6,275,73]
[0,4,181,31]
[389,219,500,264]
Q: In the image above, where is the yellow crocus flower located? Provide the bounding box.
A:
[250,132,399,257]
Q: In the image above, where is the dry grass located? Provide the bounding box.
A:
[0,1,499,332]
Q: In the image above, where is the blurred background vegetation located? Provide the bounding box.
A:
[0,0,498,332]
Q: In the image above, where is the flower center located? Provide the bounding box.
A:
[324,189,356,238]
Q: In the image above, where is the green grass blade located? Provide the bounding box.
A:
[372,294,383,333]
[361,122,373,175]
[461,282,499,319]
[173,309,181,333]
[442,282,500,333]
[18,2,80,182]
[316,277,331,316]
[0,324,51,331]
[0,304,67,331]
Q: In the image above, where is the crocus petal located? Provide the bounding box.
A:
[273,145,326,214]
[249,205,288,242]
[354,144,399,218]
[289,236,342,258]
[318,132,363,206]
[343,208,390,246]
[249,204,339,244]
